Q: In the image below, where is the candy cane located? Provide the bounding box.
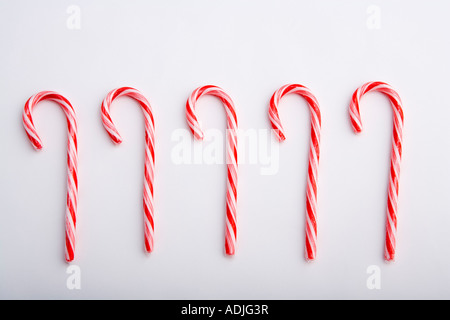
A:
[349,81,404,262]
[101,87,155,253]
[269,84,321,261]
[186,85,238,255]
[22,91,78,262]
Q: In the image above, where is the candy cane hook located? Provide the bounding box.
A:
[101,87,156,253]
[186,85,238,255]
[349,81,404,262]
[269,84,321,261]
[22,91,78,262]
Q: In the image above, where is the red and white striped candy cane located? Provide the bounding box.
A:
[349,81,404,262]
[101,87,156,253]
[186,85,238,255]
[22,91,78,262]
[269,84,321,261]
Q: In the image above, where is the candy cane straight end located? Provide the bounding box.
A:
[385,257,395,263]
[65,254,74,263]
[145,239,154,253]
[385,244,396,262]
[65,241,74,262]
[225,245,235,256]
[305,252,316,262]
[305,240,317,262]
[144,248,153,254]
[385,253,395,262]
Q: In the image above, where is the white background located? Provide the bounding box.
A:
[1,0,450,299]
